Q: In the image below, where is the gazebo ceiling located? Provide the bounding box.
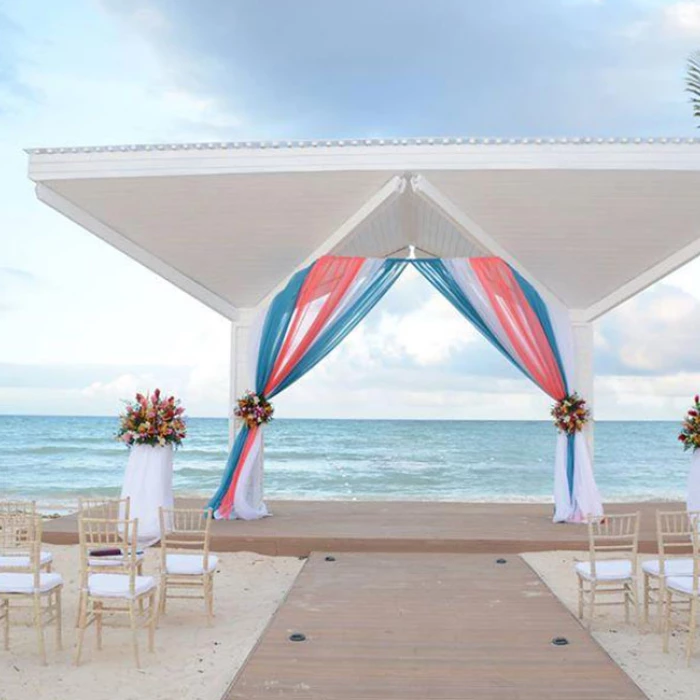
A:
[27,139,700,320]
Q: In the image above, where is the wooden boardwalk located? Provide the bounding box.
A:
[226,553,645,700]
[44,499,675,555]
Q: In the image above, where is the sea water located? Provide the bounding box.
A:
[0,415,689,512]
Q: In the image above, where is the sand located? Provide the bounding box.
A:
[523,551,700,700]
[0,544,304,700]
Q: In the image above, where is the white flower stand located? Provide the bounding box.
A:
[688,450,700,513]
[120,444,174,545]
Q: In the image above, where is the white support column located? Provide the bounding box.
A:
[572,321,595,454]
[228,309,257,448]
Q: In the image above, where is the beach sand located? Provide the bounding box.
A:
[0,544,304,700]
[523,551,698,700]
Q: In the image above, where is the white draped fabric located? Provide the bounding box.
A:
[120,444,174,543]
[442,259,602,522]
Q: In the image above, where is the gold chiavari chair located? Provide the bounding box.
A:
[575,512,641,627]
[0,513,62,664]
[74,497,145,626]
[642,510,698,629]
[158,507,217,624]
[75,516,157,669]
[663,514,700,664]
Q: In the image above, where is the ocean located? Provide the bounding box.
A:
[0,415,690,512]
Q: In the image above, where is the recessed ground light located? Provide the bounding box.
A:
[551,637,569,646]
[325,556,336,562]
[496,558,507,564]
[289,633,306,642]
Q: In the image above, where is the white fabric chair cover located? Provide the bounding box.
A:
[0,551,53,569]
[575,560,632,581]
[666,576,698,595]
[165,553,218,575]
[0,572,63,593]
[87,573,156,599]
[642,558,694,577]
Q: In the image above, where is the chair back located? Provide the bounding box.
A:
[688,514,700,596]
[656,510,699,574]
[78,516,141,596]
[159,507,212,571]
[0,512,43,585]
[77,496,130,520]
[0,500,37,517]
[588,512,640,578]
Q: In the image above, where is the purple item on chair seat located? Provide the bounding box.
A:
[89,548,122,557]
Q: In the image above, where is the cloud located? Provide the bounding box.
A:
[0,267,38,313]
[98,0,700,137]
[664,2,700,37]
[0,10,36,113]
[596,283,700,376]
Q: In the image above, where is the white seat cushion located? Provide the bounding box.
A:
[642,558,694,577]
[0,551,53,569]
[88,551,144,568]
[575,560,633,581]
[165,553,218,575]
[88,573,155,599]
[0,572,63,594]
[667,576,699,595]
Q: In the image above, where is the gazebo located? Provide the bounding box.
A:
[26,137,700,519]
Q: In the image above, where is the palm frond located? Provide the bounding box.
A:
[686,52,700,122]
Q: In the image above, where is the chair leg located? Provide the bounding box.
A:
[75,590,84,628]
[129,602,141,669]
[687,596,698,666]
[663,589,673,654]
[2,599,9,651]
[33,594,46,666]
[577,578,584,619]
[630,580,640,628]
[624,582,630,623]
[588,582,597,628]
[205,575,214,625]
[148,592,156,653]
[657,579,666,633]
[643,574,650,624]
[95,601,103,651]
[74,595,88,666]
[158,579,167,620]
[55,589,63,651]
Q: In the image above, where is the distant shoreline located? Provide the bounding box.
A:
[0,414,682,423]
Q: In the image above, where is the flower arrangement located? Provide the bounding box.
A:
[678,395,700,452]
[551,392,590,435]
[234,390,274,429]
[116,389,187,447]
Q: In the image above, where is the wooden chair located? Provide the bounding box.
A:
[663,514,700,664]
[642,510,697,629]
[74,497,144,626]
[575,512,641,627]
[0,513,63,664]
[0,501,53,572]
[75,516,157,668]
[158,507,217,624]
[76,497,144,572]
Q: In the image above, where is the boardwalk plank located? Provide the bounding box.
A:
[225,553,646,700]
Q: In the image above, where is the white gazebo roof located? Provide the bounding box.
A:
[26,137,700,321]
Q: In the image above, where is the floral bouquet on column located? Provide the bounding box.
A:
[117,388,187,447]
[117,389,187,544]
[679,395,700,513]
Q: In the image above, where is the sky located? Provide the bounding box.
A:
[3,0,700,421]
